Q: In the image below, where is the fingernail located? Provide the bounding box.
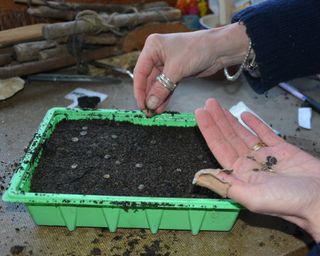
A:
[147,95,160,110]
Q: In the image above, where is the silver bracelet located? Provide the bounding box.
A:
[224,40,257,81]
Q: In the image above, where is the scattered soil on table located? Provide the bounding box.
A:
[141,240,162,256]
[90,247,101,256]
[10,245,25,255]
[108,229,172,256]
[30,119,221,198]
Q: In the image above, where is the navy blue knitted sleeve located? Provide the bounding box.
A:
[308,243,320,256]
[232,0,320,94]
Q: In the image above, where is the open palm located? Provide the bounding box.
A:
[194,99,320,241]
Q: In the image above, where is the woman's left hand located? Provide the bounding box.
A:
[194,98,320,242]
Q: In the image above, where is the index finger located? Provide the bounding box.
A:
[133,49,155,110]
[195,108,239,170]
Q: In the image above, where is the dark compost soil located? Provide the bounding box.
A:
[30,119,221,198]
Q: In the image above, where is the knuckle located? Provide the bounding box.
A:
[146,33,162,45]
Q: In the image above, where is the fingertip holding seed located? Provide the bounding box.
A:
[143,107,156,118]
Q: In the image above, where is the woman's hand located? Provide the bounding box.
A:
[133,23,249,116]
[194,98,320,242]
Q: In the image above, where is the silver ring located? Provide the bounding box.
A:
[156,73,177,92]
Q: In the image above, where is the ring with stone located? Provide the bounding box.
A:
[252,142,267,151]
[156,73,177,92]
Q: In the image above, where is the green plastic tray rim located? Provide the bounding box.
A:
[3,107,240,211]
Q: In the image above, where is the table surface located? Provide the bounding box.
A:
[1,76,319,256]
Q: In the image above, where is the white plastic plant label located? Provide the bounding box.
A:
[229,101,279,135]
[65,88,108,108]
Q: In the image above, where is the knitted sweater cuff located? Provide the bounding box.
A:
[308,243,320,256]
[232,0,320,94]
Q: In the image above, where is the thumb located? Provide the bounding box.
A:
[213,171,259,210]
[193,169,232,198]
[193,168,253,205]
[145,67,180,111]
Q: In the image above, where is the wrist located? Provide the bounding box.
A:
[304,177,320,243]
[307,215,320,243]
[307,207,320,243]
[211,22,251,67]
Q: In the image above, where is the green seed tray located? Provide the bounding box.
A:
[3,107,240,234]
